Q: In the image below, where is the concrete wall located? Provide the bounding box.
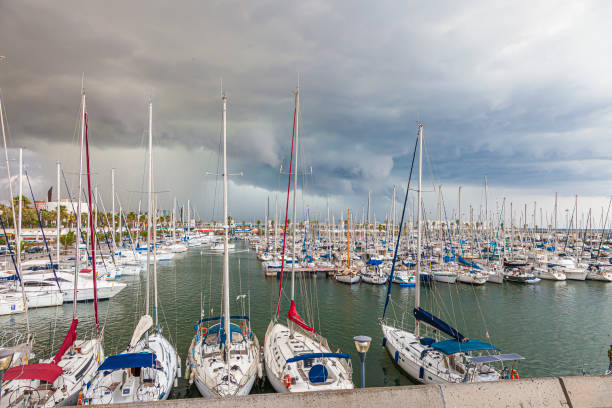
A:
[82,375,612,408]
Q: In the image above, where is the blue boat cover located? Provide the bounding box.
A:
[413,308,465,341]
[431,339,498,355]
[98,352,157,371]
[286,352,350,363]
[366,259,382,265]
[308,364,329,383]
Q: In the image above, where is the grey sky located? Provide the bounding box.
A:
[1,1,611,225]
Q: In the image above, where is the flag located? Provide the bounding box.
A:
[47,187,53,202]
[485,331,490,339]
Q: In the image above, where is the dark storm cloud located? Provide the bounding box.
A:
[1,0,612,219]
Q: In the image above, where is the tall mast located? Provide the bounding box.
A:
[187,199,190,241]
[458,186,462,235]
[172,198,176,245]
[111,168,115,252]
[74,91,86,316]
[153,195,158,327]
[327,197,331,260]
[415,124,423,338]
[221,93,231,351]
[146,100,152,317]
[347,209,350,268]
[274,195,278,252]
[56,162,61,268]
[1,98,30,340]
[291,88,299,302]
[366,191,370,252]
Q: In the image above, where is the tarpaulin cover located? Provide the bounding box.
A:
[288,300,316,333]
[431,339,498,355]
[286,352,351,363]
[98,352,157,371]
[366,259,382,265]
[3,363,63,383]
[52,318,77,364]
[413,307,465,341]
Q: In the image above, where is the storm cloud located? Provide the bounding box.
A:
[1,0,611,223]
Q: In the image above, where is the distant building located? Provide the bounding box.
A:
[44,199,89,214]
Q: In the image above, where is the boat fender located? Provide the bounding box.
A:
[382,337,387,347]
[510,369,519,380]
[283,374,292,388]
[177,364,182,378]
[394,350,399,364]
[77,391,84,405]
[189,370,194,386]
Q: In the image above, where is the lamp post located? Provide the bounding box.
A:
[0,348,15,405]
[353,335,371,388]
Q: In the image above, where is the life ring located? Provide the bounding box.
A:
[240,324,249,335]
[77,391,84,405]
[283,374,292,388]
[510,369,519,380]
[201,326,208,336]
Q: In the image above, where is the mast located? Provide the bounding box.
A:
[187,199,190,241]
[84,100,99,331]
[146,100,152,318]
[347,209,351,268]
[458,186,461,235]
[366,191,370,252]
[327,197,331,260]
[56,162,61,268]
[415,124,423,338]
[153,195,158,327]
[291,88,299,303]
[73,91,86,316]
[1,98,29,340]
[172,198,176,245]
[111,168,115,252]
[221,93,231,352]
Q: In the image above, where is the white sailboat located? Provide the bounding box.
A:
[83,100,179,405]
[187,93,261,397]
[381,124,523,385]
[264,88,353,393]
[1,88,104,408]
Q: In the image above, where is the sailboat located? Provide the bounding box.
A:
[83,100,179,404]
[264,88,353,393]
[1,89,104,408]
[186,93,261,397]
[381,124,524,384]
[336,209,361,284]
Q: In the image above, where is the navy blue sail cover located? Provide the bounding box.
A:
[286,352,350,363]
[413,308,465,341]
[98,352,157,370]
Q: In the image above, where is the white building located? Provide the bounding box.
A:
[44,199,89,214]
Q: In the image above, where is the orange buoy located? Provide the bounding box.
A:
[510,369,519,380]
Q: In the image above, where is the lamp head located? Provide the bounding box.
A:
[353,335,372,354]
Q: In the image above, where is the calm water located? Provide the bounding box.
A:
[2,242,611,398]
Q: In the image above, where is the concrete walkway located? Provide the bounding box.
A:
[80,375,611,408]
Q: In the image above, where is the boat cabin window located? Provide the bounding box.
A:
[130,367,141,377]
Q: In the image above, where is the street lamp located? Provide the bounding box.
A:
[353,335,371,388]
[0,348,15,405]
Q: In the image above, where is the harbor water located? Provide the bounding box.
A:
[1,242,611,399]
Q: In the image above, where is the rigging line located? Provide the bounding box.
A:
[382,134,418,320]
[24,170,61,290]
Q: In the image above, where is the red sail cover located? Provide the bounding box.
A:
[288,300,316,333]
[3,363,63,383]
[52,318,78,364]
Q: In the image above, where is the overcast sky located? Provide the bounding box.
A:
[1,0,611,226]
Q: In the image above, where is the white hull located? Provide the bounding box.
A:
[433,273,457,284]
[565,269,588,281]
[457,273,487,285]
[335,274,360,284]
[487,273,504,284]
